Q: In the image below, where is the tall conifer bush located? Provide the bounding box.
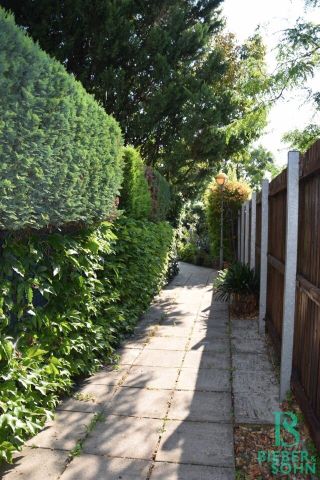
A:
[0,8,123,230]
[120,147,152,219]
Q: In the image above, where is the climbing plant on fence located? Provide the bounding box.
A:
[0,8,123,230]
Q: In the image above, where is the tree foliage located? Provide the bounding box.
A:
[0,8,123,230]
[226,145,280,188]
[282,124,320,152]
[2,1,269,197]
[271,1,320,146]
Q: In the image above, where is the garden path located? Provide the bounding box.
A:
[2,262,280,480]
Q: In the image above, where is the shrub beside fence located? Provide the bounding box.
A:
[237,140,320,450]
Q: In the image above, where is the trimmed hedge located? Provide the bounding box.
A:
[145,167,171,221]
[0,218,173,462]
[120,147,152,219]
[120,147,171,222]
[0,8,123,230]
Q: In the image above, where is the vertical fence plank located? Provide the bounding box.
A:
[245,201,250,264]
[259,179,269,334]
[250,192,256,270]
[280,151,300,401]
[241,204,245,263]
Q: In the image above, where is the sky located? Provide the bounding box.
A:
[223,0,320,166]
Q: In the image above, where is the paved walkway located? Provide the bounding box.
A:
[2,262,280,480]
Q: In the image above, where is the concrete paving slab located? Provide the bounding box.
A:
[156,325,192,337]
[122,334,150,349]
[157,420,234,467]
[188,337,230,353]
[234,393,281,424]
[26,411,95,450]
[57,384,115,413]
[123,365,179,390]
[82,365,129,386]
[167,390,232,422]
[133,324,158,336]
[145,336,188,351]
[105,386,171,418]
[177,368,231,392]
[0,448,68,480]
[142,306,170,324]
[118,348,141,365]
[231,337,267,354]
[182,351,231,369]
[232,352,273,372]
[57,397,102,413]
[166,308,199,323]
[133,349,185,368]
[195,316,228,326]
[83,415,162,459]
[151,462,235,480]
[192,324,229,336]
[60,454,150,480]
[162,311,197,322]
[206,318,229,328]
[233,370,279,395]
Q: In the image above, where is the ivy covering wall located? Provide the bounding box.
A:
[0,219,173,462]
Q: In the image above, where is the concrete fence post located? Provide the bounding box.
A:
[259,179,269,334]
[280,150,300,401]
[241,204,245,263]
[250,192,256,270]
[245,201,250,264]
[237,211,241,261]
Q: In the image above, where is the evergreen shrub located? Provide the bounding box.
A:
[145,167,171,221]
[0,8,123,230]
[120,147,151,219]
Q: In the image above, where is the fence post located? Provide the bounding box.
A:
[250,192,256,270]
[238,209,240,261]
[280,151,300,401]
[241,204,245,263]
[244,201,250,264]
[259,179,269,334]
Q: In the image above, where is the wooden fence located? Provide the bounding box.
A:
[238,140,320,450]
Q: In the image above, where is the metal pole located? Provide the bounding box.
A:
[220,186,224,269]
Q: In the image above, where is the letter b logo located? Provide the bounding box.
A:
[274,412,300,447]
